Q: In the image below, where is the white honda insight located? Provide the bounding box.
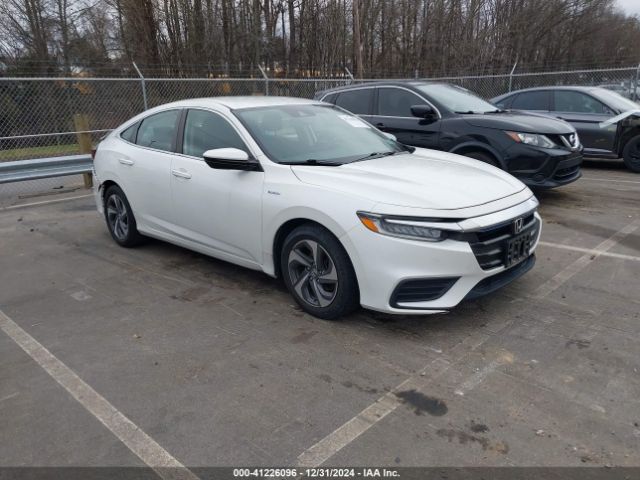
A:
[94,97,541,319]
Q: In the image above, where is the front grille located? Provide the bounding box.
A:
[390,277,459,307]
[465,213,538,270]
[548,133,580,151]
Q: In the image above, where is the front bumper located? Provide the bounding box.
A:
[503,144,583,188]
[342,201,542,314]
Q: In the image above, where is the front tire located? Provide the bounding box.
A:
[281,224,359,320]
[104,185,145,247]
[622,135,640,173]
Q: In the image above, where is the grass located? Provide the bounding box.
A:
[0,143,80,162]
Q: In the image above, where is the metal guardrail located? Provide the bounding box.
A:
[0,155,92,184]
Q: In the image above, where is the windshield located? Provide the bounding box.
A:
[590,88,639,113]
[416,83,498,113]
[234,104,405,164]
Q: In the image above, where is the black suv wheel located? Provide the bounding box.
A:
[623,135,640,173]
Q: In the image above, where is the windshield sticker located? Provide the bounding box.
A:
[338,114,370,128]
[599,109,640,128]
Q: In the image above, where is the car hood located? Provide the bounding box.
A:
[291,149,527,210]
[462,111,574,134]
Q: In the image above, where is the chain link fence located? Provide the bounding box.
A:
[1,65,639,206]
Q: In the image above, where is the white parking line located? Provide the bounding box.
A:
[533,219,640,299]
[0,309,199,480]
[297,337,492,467]
[0,194,93,211]
[539,241,640,262]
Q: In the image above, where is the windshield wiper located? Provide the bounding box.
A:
[353,151,398,162]
[280,159,343,166]
[485,109,507,114]
[454,110,478,114]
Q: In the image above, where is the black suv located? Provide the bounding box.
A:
[492,86,640,172]
[314,81,583,188]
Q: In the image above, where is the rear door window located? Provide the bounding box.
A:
[135,110,181,152]
[335,88,373,115]
[511,91,551,111]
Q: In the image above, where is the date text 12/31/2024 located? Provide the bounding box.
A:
[233,468,400,478]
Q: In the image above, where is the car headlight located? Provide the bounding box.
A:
[357,212,448,242]
[506,131,556,149]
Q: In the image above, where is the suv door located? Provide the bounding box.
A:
[121,109,180,233]
[371,87,441,148]
[170,108,264,263]
[551,90,616,155]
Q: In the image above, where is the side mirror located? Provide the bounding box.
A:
[202,148,261,171]
[411,105,436,119]
[382,132,397,142]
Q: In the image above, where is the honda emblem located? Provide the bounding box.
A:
[513,217,524,234]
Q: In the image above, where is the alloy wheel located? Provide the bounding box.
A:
[287,239,338,307]
[106,194,129,241]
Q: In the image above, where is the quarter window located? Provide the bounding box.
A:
[554,91,610,114]
[136,110,180,152]
[335,89,373,115]
[182,109,247,157]
[377,88,426,117]
[511,91,550,110]
[120,122,139,143]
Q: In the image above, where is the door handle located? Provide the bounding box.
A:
[118,158,134,166]
[171,169,192,179]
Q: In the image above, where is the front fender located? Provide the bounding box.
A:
[449,141,506,169]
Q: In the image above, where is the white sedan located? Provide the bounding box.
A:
[94,97,541,319]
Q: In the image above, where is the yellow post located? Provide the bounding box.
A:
[73,113,93,188]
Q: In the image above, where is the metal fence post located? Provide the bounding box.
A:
[132,62,148,110]
[634,63,640,102]
[73,113,93,188]
[345,67,355,85]
[508,61,518,92]
[258,65,269,96]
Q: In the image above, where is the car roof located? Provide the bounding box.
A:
[155,96,320,110]
[492,85,601,100]
[317,80,449,95]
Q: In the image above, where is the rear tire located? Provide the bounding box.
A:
[104,185,145,247]
[464,151,500,168]
[622,135,640,173]
[281,224,359,320]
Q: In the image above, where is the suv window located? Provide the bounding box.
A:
[493,96,514,109]
[335,89,372,115]
[378,88,425,117]
[321,93,338,104]
[136,110,180,152]
[120,122,139,143]
[183,109,247,157]
[512,91,550,110]
[554,91,610,114]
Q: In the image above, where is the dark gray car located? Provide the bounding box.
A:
[492,86,640,172]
